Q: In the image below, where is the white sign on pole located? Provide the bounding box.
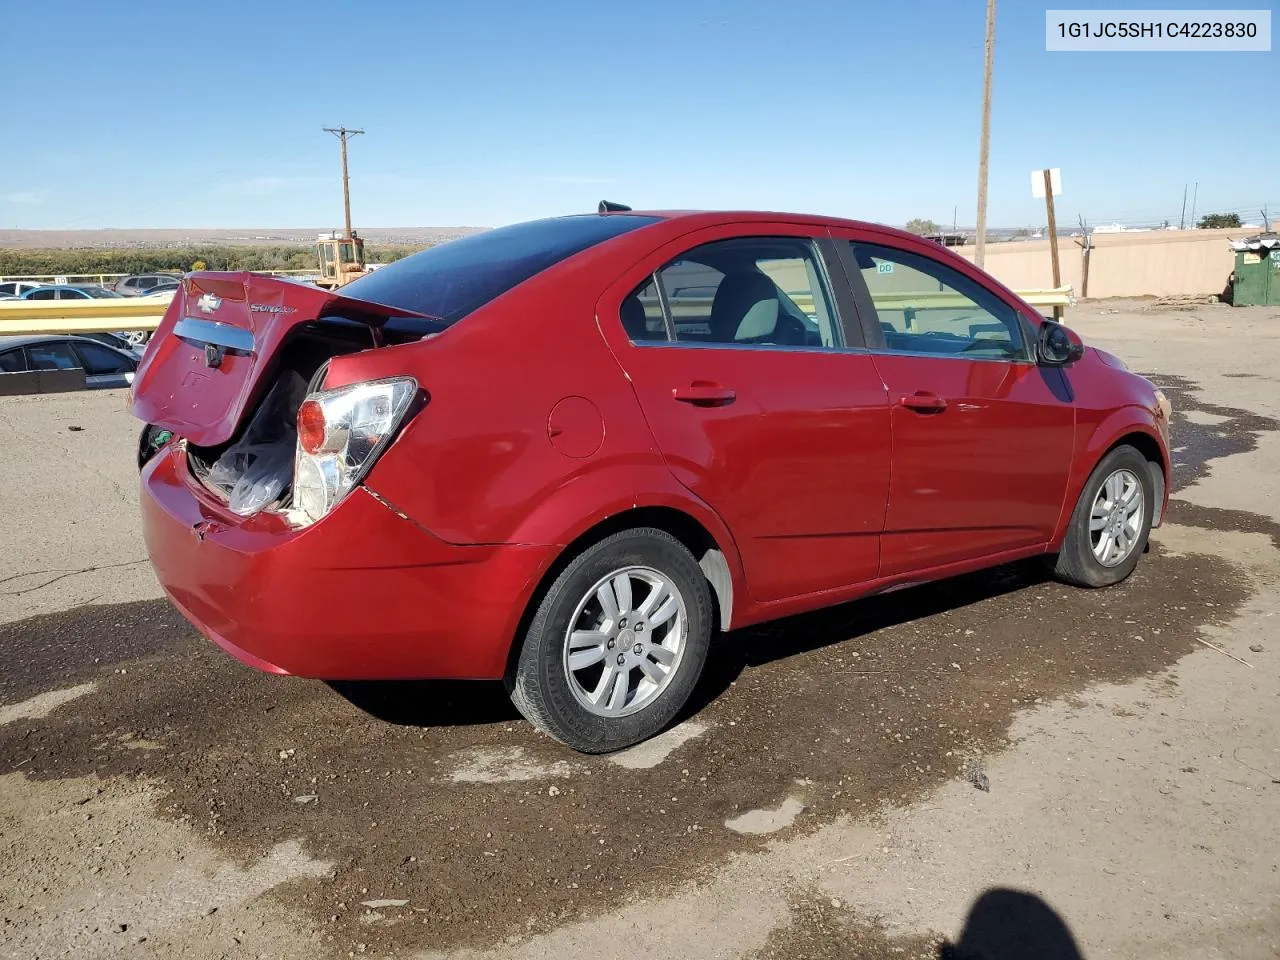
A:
[1031,168,1062,198]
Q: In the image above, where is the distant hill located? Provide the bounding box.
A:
[0,226,485,250]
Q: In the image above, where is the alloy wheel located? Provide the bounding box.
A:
[1089,468,1145,567]
[562,566,687,718]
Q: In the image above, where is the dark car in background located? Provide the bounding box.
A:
[0,334,138,388]
[20,284,124,300]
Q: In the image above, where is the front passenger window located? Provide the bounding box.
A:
[851,242,1027,360]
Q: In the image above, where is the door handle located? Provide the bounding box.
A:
[673,382,736,406]
[899,392,948,412]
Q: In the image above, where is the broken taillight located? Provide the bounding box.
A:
[291,377,419,526]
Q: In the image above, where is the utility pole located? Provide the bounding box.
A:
[1189,181,1198,229]
[323,126,364,240]
[974,0,997,268]
[1179,184,1187,230]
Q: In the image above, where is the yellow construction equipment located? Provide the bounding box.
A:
[315,230,368,290]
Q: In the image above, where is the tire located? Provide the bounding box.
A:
[137,423,173,470]
[508,527,713,753]
[1051,444,1154,588]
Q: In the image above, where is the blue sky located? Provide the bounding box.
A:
[1,0,1275,230]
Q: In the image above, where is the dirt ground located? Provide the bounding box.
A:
[2,298,1278,960]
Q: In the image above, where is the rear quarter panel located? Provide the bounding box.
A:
[336,248,735,554]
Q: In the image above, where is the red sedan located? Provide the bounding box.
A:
[131,207,1171,753]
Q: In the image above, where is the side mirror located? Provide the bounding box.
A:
[1037,321,1085,366]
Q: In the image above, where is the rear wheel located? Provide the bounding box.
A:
[509,528,712,753]
[1052,445,1154,588]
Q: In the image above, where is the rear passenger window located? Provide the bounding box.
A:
[0,350,24,372]
[27,343,80,370]
[620,278,668,342]
[73,342,133,375]
[635,237,840,349]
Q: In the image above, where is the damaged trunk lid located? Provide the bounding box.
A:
[129,271,426,447]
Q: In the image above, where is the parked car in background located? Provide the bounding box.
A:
[130,209,1172,753]
[114,274,182,296]
[0,281,48,298]
[19,284,154,346]
[20,284,124,300]
[0,334,138,388]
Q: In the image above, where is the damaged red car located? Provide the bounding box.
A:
[131,207,1172,753]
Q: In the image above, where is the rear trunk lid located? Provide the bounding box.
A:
[130,272,426,446]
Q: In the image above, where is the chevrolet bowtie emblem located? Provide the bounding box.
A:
[197,293,222,314]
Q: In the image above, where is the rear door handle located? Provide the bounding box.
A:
[673,382,736,406]
[899,392,948,412]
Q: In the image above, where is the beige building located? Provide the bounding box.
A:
[957,226,1271,299]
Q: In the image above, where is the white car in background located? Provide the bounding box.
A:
[0,281,47,298]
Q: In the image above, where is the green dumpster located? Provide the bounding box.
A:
[1231,236,1280,306]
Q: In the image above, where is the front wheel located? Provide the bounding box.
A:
[508,528,713,753]
[1051,445,1154,588]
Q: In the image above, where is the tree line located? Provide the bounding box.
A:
[0,243,426,277]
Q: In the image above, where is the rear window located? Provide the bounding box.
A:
[339,214,659,324]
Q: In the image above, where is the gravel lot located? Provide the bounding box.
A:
[2,299,1278,960]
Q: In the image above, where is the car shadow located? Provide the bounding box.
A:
[937,887,1085,960]
[681,557,1049,720]
[331,557,1049,732]
[326,678,519,727]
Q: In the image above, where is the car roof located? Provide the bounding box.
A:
[0,335,71,349]
[0,334,126,350]
[602,209,928,242]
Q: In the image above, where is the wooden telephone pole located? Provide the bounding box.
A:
[974,0,997,268]
[323,126,364,240]
[1043,168,1061,294]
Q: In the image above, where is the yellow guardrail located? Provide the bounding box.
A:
[0,286,1076,337]
[0,295,172,335]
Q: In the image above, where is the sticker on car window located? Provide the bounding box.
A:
[877,261,894,274]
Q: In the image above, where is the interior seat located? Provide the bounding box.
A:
[621,294,660,341]
[708,272,784,344]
